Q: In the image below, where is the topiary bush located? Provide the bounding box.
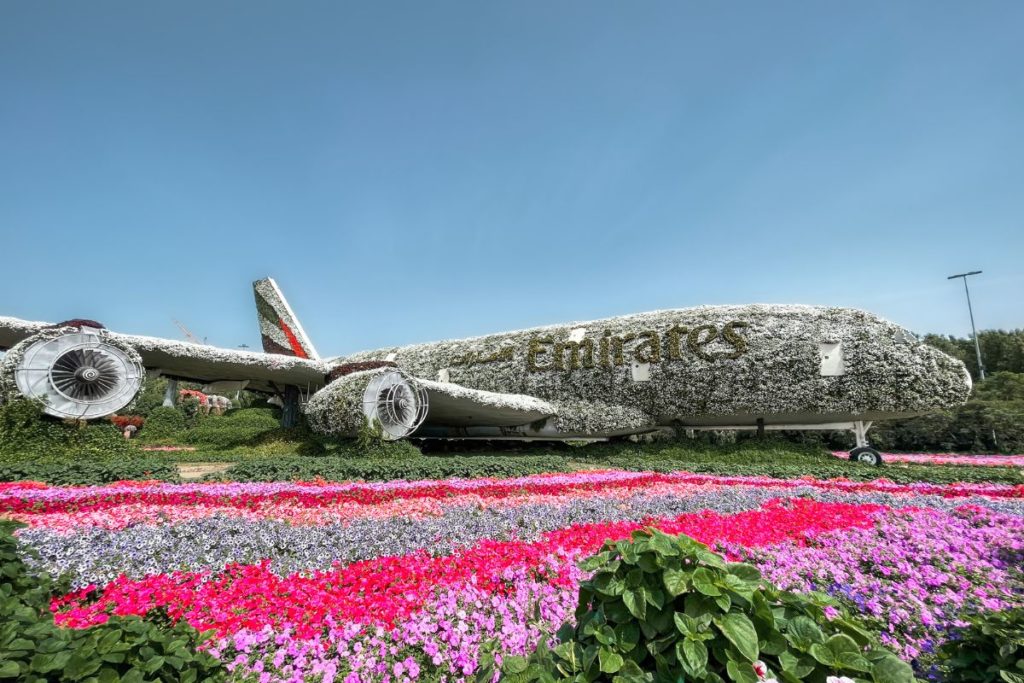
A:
[495,529,913,683]
[936,607,1024,682]
[0,520,224,681]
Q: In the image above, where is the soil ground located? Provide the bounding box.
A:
[177,462,235,481]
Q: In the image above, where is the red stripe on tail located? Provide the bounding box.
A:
[278,319,309,359]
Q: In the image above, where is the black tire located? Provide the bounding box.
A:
[849,446,883,467]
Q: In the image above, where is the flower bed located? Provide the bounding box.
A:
[3,470,1022,682]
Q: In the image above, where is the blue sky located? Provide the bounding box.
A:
[1,1,1021,355]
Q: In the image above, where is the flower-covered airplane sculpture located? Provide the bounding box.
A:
[0,278,971,464]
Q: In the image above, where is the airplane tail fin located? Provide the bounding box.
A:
[253,278,320,360]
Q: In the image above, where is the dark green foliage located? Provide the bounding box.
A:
[0,460,179,485]
[923,330,1024,380]
[936,608,1024,683]
[0,399,178,484]
[580,440,1023,486]
[128,377,169,417]
[352,419,423,459]
[494,529,913,683]
[137,407,188,442]
[0,399,138,461]
[0,520,224,682]
[208,454,571,482]
[973,372,1024,401]
[868,395,1024,455]
[203,439,1021,484]
[180,408,280,448]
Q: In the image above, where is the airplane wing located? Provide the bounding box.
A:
[0,316,42,350]
[416,378,555,427]
[0,317,327,394]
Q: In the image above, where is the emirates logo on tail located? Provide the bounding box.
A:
[253,278,319,360]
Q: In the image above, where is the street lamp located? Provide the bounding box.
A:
[947,270,985,381]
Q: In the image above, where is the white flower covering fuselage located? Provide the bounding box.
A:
[325,304,970,437]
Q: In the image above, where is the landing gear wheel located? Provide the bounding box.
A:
[849,446,883,467]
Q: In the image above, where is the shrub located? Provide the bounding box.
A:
[0,399,138,461]
[353,418,422,459]
[496,529,913,683]
[578,440,1023,486]
[0,520,224,681]
[0,459,179,485]
[936,608,1024,682]
[180,408,279,449]
[137,407,188,442]
[209,455,571,482]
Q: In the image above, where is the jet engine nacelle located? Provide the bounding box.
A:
[0,324,144,420]
[305,367,428,440]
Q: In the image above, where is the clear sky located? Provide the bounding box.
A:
[1,1,1021,356]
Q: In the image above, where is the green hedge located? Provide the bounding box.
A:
[0,460,179,486]
[0,399,139,461]
[596,455,1022,485]
[208,455,572,482]
[573,440,1023,485]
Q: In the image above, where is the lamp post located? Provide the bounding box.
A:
[947,270,985,381]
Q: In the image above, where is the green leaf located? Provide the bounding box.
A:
[612,660,648,683]
[96,668,121,683]
[648,531,678,557]
[674,612,697,636]
[871,653,915,683]
[809,643,837,667]
[786,615,825,649]
[0,661,20,679]
[503,655,529,674]
[64,653,102,680]
[714,613,760,663]
[692,567,721,596]
[682,638,709,672]
[623,589,647,620]
[1001,673,1024,683]
[728,563,761,582]
[645,587,665,610]
[615,623,640,652]
[599,649,624,674]
[662,567,690,596]
[725,658,758,683]
[581,552,612,571]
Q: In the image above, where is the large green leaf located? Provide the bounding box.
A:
[662,566,690,596]
[714,613,760,662]
[785,615,825,649]
[692,567,721,596]
[622,589,647,620]
[599,649,624,674]
[681,638,709,673]
[870,653,916,683]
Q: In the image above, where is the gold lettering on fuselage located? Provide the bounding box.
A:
[528,321,750,373]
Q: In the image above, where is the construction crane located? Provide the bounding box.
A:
[172,319,207,345]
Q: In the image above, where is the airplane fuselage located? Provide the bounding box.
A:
[334,304,971,438]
